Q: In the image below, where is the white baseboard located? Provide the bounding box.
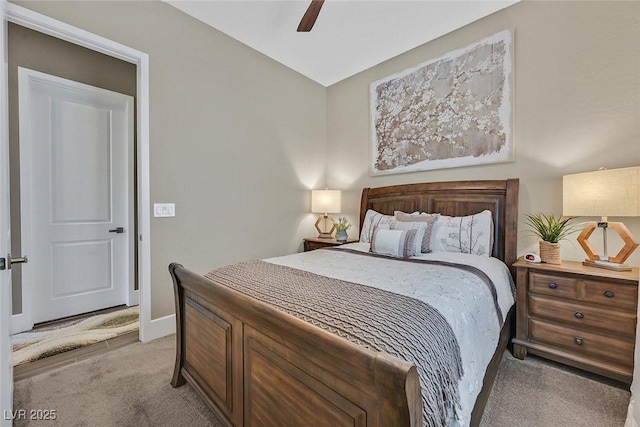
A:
[127,289,139,306]
[10,314,21,335]
[140,313,175,343]
[10,313,31,335]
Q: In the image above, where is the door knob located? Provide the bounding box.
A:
[109,227,125,234]
[1,254,28,270]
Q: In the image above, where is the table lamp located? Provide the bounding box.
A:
[311,189,341,239]
[563,166,639,271]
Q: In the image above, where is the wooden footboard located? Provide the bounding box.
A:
[169,263,423,427]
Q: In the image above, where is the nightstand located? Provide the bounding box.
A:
[303,237,359,252]
[512,258,639,383]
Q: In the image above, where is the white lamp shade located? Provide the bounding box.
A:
[563,166,640,217]
[311,190,341,214]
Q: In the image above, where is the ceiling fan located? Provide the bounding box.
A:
[297,0,325,32]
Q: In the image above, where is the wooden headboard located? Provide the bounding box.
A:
[360,179,519,275]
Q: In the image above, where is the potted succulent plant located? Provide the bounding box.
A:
[525,213,576,264]
[333,217,352,242]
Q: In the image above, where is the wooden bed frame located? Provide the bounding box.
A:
[170,179,519,427]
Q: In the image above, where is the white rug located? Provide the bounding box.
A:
[11,306,139,366]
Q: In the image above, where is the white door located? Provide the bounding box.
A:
[18,67,134,327]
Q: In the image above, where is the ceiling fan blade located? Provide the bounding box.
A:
[297,0,325,32]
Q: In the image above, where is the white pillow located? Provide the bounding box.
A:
[370,227,423,259]
[360,209,395,243]
[430,210,494,257]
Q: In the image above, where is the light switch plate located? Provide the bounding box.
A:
[154,203,175,218]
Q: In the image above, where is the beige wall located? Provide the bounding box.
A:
[11,1,640,322]
[13,1,327,319]
[8,23,137,315]
[326,0,640,267]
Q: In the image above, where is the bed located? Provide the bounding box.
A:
[169,179,519,427]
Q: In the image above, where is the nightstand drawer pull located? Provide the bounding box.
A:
[604,290,615,298]
[547,282,558,289]
[574,337,584,345]
[574,312,584,319]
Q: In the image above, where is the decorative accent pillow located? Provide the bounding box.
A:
[430,210,494,257]
[370,227,423,259]
[360,209,395,243]
[393,212,438,253]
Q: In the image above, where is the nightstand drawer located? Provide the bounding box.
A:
[583,280,637,311]
[529,272,577,299]
[529,294,636,337]
[529,319,634,368]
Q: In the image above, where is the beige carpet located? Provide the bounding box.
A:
[13,335,630,426]
[14,335,222,427]
[11,306,139,366]
[480,351,630,427]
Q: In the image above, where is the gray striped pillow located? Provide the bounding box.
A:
[391,215,438,253]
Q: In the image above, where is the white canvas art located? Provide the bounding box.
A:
[370,31,513,175]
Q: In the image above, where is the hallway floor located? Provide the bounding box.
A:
[11,305,139,380]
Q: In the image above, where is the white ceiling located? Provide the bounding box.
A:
[166,0,518,87]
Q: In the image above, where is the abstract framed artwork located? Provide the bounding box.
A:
[370,30,513,175]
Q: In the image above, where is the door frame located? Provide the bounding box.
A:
[17,67,135,332]
[1,0,13,424]
[3,3,161,342]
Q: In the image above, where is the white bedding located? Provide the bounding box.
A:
[265,242,515,426]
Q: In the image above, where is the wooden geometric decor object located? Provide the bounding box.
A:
[578,221,639,271]
[314,215,335,239]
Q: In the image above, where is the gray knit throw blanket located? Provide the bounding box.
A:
[206,260,463,426]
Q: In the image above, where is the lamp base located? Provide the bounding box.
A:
[314,215,336,239]
[577,221,638,268]
[582,259,632,272]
